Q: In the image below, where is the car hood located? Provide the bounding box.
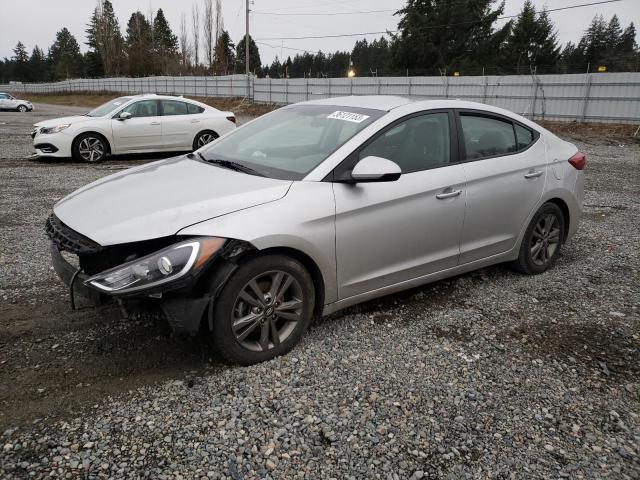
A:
[34,115,93,128]
[53,156,293,246]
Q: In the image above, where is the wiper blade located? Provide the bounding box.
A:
[202,158,265,177]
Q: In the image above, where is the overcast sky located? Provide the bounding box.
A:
[1,0,638,66]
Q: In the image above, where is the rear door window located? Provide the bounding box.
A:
[514,123,534,150]
[162,100,189,116]
[187,103,205,114]
[460,114,517,160]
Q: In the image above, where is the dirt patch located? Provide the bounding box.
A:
[499,320,640,382]
[0,300,218,430]
[538,120,639,144]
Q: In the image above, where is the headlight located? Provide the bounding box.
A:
[85,237,226,294]
[41,124,71,134]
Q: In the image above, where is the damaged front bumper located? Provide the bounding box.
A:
[47,216,254,335]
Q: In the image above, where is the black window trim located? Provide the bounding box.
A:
[326,108,459,182]
[454,108,540,163]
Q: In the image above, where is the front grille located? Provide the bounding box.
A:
[45,214,102,255]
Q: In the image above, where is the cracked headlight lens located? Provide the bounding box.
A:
[86,237,226,294]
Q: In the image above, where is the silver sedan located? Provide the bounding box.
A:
[46,96,585,365]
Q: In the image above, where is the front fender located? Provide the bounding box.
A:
[177,181,338,304]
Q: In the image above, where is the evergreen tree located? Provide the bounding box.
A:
[236,35,261,74]
[28,46,49,81]
[214,30,235,75]
[12,42,30,81]
[393,0,511,75]
[153,8,179,74]
[48,28,84,79]
[86,0,124,76]
[504,1,560,73]
[125,12,154,76]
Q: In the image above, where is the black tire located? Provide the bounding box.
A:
[211,254,315,365]
[512,202,565,275]
[192,130,218,150]
[72,133,108,163]
[17,105,28,113]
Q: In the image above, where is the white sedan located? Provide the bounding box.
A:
[31,94,236,162]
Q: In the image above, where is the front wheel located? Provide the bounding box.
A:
[211,254,315,365]
[73,134,107,163]
[17,105,28,112]
[512,202,565,275]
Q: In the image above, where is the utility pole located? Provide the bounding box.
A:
[245,0,250,76]
[245,0,250,99]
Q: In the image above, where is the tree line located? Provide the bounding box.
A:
[1,0,638,83]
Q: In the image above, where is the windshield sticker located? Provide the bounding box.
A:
[327,111,370,123]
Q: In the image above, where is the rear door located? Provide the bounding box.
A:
[111,99,163,152]
[160,100,194,149]
[0,93,11,109]
[333,110,467,299]
[456,110,546,264]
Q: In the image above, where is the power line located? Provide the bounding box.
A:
[254,9,397,16]
[256,0,624,41]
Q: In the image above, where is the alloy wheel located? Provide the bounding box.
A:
[18,105,27,112]
[232,270,304,352]
[78,137,105,162]
[530,213,561,266]
[197,132,216,148]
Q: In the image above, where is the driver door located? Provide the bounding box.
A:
[0,94,10,109]
[111,99,163,152]
[333,110,467,299]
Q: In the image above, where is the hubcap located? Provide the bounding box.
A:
[18,106,26,112]
[232,271,304,352]
[78,137,105,162]
[197,133,216,148]
[530,213,560,266]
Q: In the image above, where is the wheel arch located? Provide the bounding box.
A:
[545,197,571,242]
[73,131,112,155]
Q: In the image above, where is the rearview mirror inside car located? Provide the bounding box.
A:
[118,111,132,121]
[350,156,402,183]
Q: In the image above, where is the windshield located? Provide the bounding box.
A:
[87,97,132,117]
[199,105,384,180]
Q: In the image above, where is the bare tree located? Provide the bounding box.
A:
[191,2,200,68]
[179,12,191,71]
[214,0,223,53]
[202,0,214,73]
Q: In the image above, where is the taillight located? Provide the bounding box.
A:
[226,116,236,124]
[568,152,586,170]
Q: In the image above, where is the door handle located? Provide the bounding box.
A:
[436,189,462,200]
[150,121,161,126]
[524,170,543,179]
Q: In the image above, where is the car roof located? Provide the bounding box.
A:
[299,95,414,111]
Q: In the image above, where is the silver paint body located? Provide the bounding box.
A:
[0,92,32,111]
[53,97,584,315]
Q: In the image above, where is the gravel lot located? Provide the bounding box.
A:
[0,104,639,479]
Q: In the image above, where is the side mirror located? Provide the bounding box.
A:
[350,156,402,183]
[118,111,132,121]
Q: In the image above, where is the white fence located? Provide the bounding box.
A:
[3,72,639,124]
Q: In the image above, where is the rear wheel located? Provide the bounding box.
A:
[193,130,218,150]
[73,134,107,163]
[512,202,565,274]
[211,254,315,365]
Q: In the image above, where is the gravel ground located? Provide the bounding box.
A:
[0,105,639,479]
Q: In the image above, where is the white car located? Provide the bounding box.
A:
[0,92,33,112]
[31,94,236,162]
